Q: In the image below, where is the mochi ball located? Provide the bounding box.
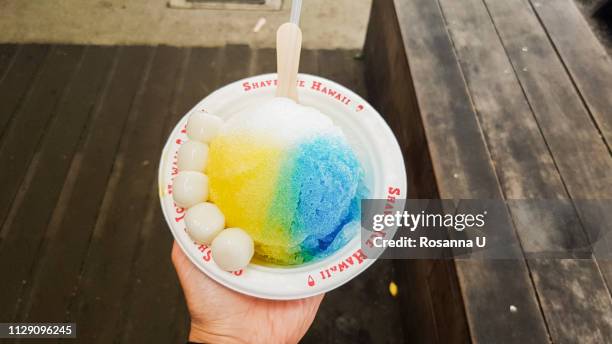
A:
[187,112,223,143]
[185,202,225,244]
[173,171,209,208]
[178,140,209,172]
[211,228,254,271]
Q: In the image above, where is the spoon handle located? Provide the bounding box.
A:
[276,22,302,102]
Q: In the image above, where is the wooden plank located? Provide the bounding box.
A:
[300,49,319,75]
[364,0,437,200]
[19,46,154,324]
[0,45,49,144]
[365,0,551,342]
[184,47,224,102]
[393,260,443,343]
[302,260,405,343]
[529,259,612,342]
[482,0,612,338]
[218,44,252,85]
[438,0,612,341]
[0,45,83,230]
[119,47,222,344]
[0,45,83,313]
[318,50,367,99]
[365,3,451,343]
[251,48,276,75]
[0,44,18,79]
[118,187,181,343]
[439,0,587,249]
[0,45,49,247]
[427,260,470,344]
[67,46,184,343]
[529,0,612,149]
[0,46,116,322]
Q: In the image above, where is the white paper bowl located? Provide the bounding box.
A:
[159,73,406,300]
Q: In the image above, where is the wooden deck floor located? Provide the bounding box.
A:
[0,45,405,343]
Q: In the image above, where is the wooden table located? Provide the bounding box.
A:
[364,0,612,343]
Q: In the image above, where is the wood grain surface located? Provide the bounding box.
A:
[0,44,405,344]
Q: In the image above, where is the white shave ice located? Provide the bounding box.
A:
[222,97,343,145]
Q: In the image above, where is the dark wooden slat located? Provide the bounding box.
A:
[300,49,319,75]
[181,47,223,105]
[0,45,83,230]
[118,187,181,344]
[0,45,49,144]
[438,0,612,341]
[365,3,465,342]
[530,0,612,149]
[0,45,18,79]
[364,0,436,200]
[299,48,318,102]
[117,195,182,343]
[20,46,153,324]
[318,50,367,99]
[393,259,469,344]
[0,46,116,322]
[529,259,612,342]
[218,44,252,86]
[251,48,276,75]
[365,0,551,342]
[393,260,443,343]
[426,260,470,343]
[303,260,405,343]
[119,47,216,344]
[0,45,84,312]
[68,46,184,343]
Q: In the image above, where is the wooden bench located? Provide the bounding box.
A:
[364,0,612,342]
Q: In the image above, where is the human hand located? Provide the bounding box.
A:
[171,241,324,344]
